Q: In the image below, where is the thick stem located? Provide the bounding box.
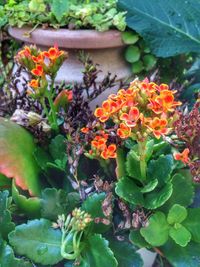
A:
[138,140,147,181]
[116,148,126,179]
[46,78,59,132]
[41,97,51,122]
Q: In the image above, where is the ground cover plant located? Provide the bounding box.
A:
[0,0,200,267]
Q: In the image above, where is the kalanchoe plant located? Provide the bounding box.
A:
[15,45,70,132]
[0,43,200,267]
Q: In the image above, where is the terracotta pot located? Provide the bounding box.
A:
[8,27,131,106]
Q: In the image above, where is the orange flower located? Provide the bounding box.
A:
[117,123,131,139]
[31,65,44,76]
[174,148,190,164]
[28,79,39,88]
[81,127,89,134]
[18,46,31,57]
[120,107,140,127]
[32,53,44,64]
[43,45,64,61]
[157,90,181,113]
[91,136,107,150]
[101,144,117,159]
[147,117,169,139]
[94,100,118,122]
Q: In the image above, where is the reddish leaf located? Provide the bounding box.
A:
[0,118,41,196]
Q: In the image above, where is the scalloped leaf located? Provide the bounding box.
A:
[82,193,112,233]
[115,177,144,205]
[161,240,200,267]
[118,0,200,57]
[8,219,63,265]
[140,212,169,246]
[161,173,194,212]
[143,182,173,209]
[183,208,200,243]
[169,224,191,247]
[147,154,174,186]
[12,181,41,218]
[108,237,143,267]
[0,240,32,267]
[167,204,188,225]
[80,234,117,267]
[0,118,41,196]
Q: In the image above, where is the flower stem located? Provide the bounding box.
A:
[138,140,147,181]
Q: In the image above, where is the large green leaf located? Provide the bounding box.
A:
[140,212,169,246]
[143,182,173,209]
[183,208,200,243]
[118,0,200,57]
[108,237,143,267]
[147,155,174,185]
[80,234,117,267]
[8,219,63,265]
[51,0,69,22]
[115,177,144,205]
[41,188,79,220]
[82,193,111,233]
[0,191,15,239]
[0,118,41,196]
[0,240,32,267]
[161,173,194,212]
[161,240,200,267]
[0,173,11,190]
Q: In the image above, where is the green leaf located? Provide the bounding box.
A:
[0,191,15,239]
[12,181,41,218]
[122,31,139,44]
[162,240,200,267]
[131,60,144,74]
[126,150,141,180]
[125,45,141,63]
[80,234,117,267]
[140,212,169,246]
[115,177,144,205]
[167,204,188,225]
[145,139,154,162]
[82,193,111,233]
[51,0,69,23]
[29,0,46,12]
[8,219,63,265]
[169,224,191,247]
[0,118,41,196]
[161,173,194,212]
[143,182,173,209]
[147,155,174,185]
[41,188,80,220]
[108,237,143,267]
[118,0,200,57]
[129,230,151,248]
[143,54,157,71]
[0,240,32,267]
[141,179,158,193]
[49,135,67,163]
[183,208,200,243]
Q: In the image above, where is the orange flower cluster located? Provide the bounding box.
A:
[88,134,117,160]
[82,78,181,160]
[16,45,68,97]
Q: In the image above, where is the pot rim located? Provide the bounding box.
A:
[8,26,125,49]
